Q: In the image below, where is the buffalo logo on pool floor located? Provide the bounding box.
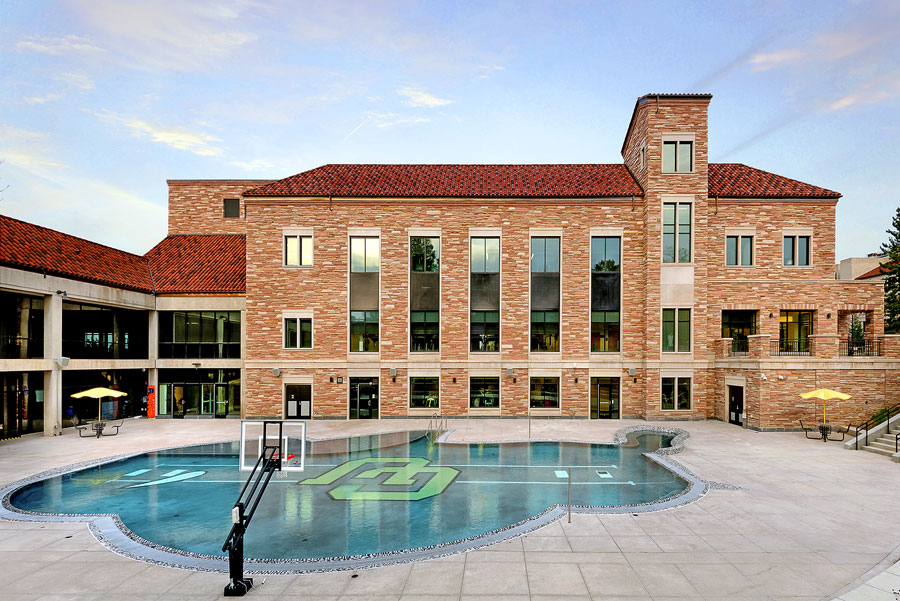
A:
[298,458,459,501]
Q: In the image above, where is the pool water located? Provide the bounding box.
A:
[11,432,686,560]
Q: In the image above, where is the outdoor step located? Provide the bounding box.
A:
[862,445,895,457]
[868,439,896,450]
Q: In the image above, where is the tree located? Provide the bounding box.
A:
[880,207,900,333]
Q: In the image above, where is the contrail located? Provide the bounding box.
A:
[343,116,370,140]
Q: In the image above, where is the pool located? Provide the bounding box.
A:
[1,426,702,572]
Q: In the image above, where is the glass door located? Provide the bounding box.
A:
[173,385,186,418]
[349,377,379,419]
[214,384,227,418]
[201,384,215,416]
[285,384,312,419]
[590,377,620,419]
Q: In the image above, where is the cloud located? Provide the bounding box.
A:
[747,49,806,72]
[23,93,63,105]
[0,124,67,168]
[57,72,95,90]
[231,158,275,171]
[829,73,900,111]
[64,0,256,72]
[475,65,504,79]
[1,150,66,169]
[92,110,223,157]
[369,112,430,128]
[15,34,105,55]
[397,87,453,108]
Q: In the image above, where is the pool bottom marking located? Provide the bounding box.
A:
[127,470,207,488]
[299,458,459,501]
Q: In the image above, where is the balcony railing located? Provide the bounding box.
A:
[158,342,241,360]
[771,338,810,356]
[840,338,882,357]
[0,335,43,359]
[729,339,749,356]
[62,339,148,360]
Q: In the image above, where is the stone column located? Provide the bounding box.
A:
[809,335,839,359]
[42,292,63,436]
[880,334,900,358]
[748,334,771,359]
[714,338,732,359]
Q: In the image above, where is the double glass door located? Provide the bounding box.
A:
[285,384,312,419]
[590,377,620,419]
[349,377,379,419]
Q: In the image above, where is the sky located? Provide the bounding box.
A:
[1,0,898,259]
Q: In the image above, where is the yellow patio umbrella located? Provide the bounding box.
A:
[799,388,851,424]
[71,387,127,421]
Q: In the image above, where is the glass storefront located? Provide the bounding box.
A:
[1,371,44,439]
[158,369,241,418]
[62,369,147,421]
[0,292,43,360]
[62,301,148,359]
[158,311,241,359]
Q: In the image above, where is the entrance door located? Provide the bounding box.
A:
[201,384,215,416]
[590,377,620,419]
[285,384,311,419]
[349,377,379,419]
[728,385,744,426]
[214,384,228,418]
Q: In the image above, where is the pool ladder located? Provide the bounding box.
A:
[427,412,447,442]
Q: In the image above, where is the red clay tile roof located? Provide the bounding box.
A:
[145,235,245,294]
[244,163,840,199]
[0,214,154,292]
[708,163,840,199]
[0,215,246,294]
[243,164,644,198]
[856,265,888,280]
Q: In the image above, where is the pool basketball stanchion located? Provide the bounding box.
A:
[222,420,306,597]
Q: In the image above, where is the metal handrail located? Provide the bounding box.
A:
[770,338,810,356]
[854,401,900,450]
[839,338,882,357]
[730,339,749,355]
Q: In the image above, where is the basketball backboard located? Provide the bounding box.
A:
[239,421,306,472]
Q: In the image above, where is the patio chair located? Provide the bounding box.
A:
[798,420,821,440]
[100,419,125,436]
[71,414,93,438]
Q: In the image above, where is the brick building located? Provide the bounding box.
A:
[1,93,897,436]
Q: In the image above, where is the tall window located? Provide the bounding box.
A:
[350,237,380,272]
[531,237,560,352]
[726,236,753,266]
[411,237,440,272]
[591,236,620,352]
[284,235,312,267]
[470,377,500,409]
[410,377,439,409]
[410,311,439,352]
[350,311,379,352]
[783,235,810,266]
[663,203,691,263]
[661,377,691,410]
[350,236,379,353]
[158,311,239,359]
[662,308,691,352]
[284,318,312,349]
[410,237,440,352]
[662,140,693,173]
[471,237,500,352]
[722,310,756,351]
[530,377,559,409]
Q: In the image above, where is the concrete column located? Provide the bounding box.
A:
[240,309,247,419]
[147,309,159,418]
[43,293,63,436]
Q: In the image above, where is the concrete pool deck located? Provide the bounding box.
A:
[1,418,899,600]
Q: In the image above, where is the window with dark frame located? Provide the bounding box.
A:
[223,198,240,218]
[662,308,691,352]
[284,235,312,266]
[783,235,810,266]
[470,310,499,352]
[661,377,691,411]
[469,377,500,409]
[530,311,560,352]
[349,310,379,352]
[410,311,439,352]
[284,317,312,349]
[529,377,559,409]
[726,235,753,266]
[411,237,440,272]
[409,377,439,409]
[662,203,691,263]
[531,236,560,352]
[662,140,693,173]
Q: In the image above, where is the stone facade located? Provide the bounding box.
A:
[170,94,895,430]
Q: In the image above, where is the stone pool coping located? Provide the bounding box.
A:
[0,425,708,574]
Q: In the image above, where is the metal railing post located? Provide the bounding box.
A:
[568,468,572,523]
